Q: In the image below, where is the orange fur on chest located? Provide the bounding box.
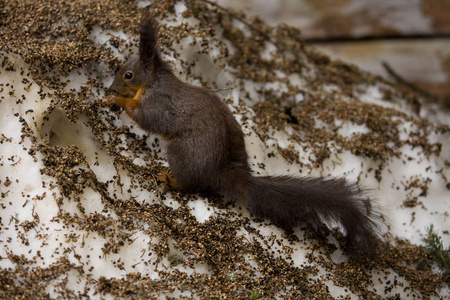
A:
[112,87,145,118]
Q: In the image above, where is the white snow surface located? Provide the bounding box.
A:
[1,2,449,299]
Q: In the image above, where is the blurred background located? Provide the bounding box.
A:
[218,0,450,106]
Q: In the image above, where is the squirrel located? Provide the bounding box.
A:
[106,15,383,256]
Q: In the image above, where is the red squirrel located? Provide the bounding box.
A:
[107,15,383,255]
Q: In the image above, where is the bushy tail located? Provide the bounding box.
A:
[243,175,383,254]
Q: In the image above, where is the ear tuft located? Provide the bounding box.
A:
[139,13,162,70]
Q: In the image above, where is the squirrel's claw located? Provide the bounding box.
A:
[105,94,116,105]
[157,171,184,192]
[102,94,121,111]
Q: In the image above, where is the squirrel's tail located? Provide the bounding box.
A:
[240,175,383,254]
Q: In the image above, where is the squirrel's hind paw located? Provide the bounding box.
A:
[157,170,184,192]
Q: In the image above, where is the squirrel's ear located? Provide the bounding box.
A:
[139,13,162,70]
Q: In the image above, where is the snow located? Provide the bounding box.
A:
[1,2,449,298]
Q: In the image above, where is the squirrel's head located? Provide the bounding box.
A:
[106,14,164,110]
[109,58,150,99]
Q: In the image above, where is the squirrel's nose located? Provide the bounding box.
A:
[108,86,118,95]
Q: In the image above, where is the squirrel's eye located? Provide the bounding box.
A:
[124,72,133,80]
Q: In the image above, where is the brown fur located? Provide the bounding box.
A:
[107,15,383,256]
